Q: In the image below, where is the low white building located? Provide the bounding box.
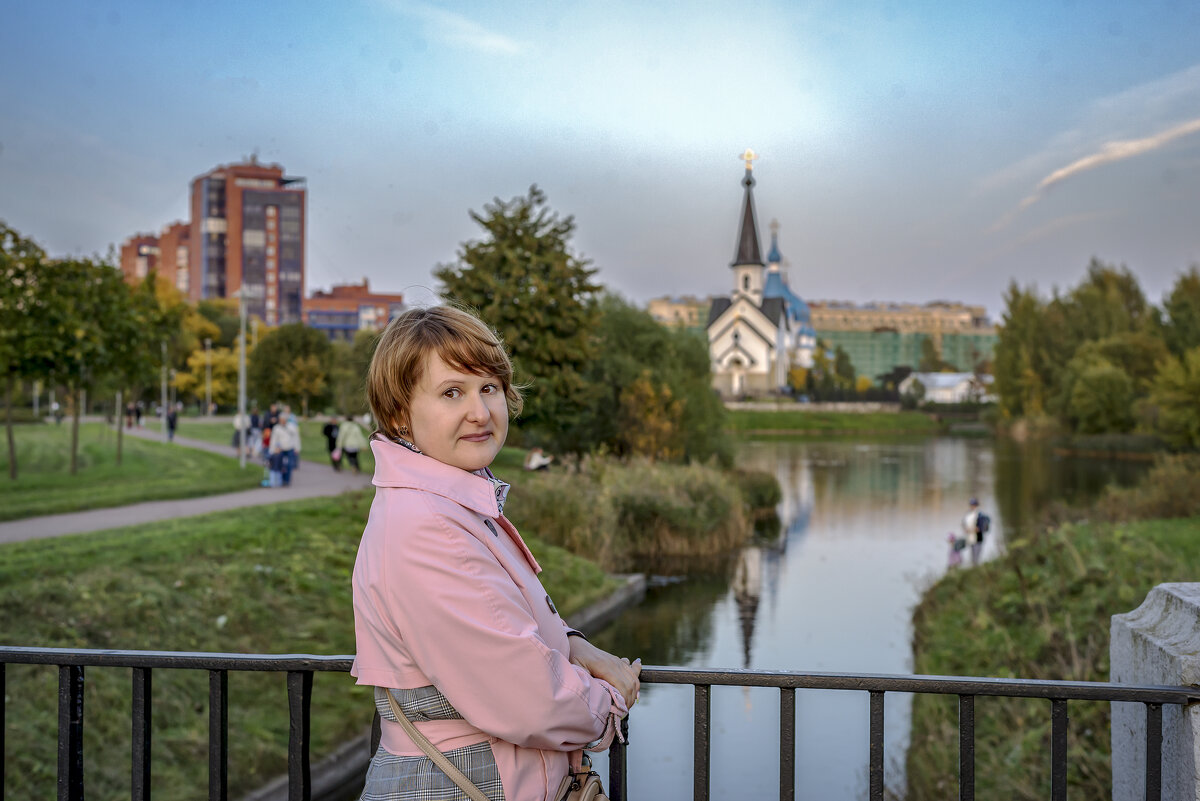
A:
[898,372,995,404]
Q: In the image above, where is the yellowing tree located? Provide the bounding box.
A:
[173,347,239,408]
[618,371,683,462]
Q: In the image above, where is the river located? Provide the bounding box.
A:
[589,435,1148,800]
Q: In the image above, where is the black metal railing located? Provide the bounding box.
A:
[2,646,1196,801]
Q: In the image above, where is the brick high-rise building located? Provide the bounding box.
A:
[303,279,406,341]
[158,221,191,297]
[189,157,306,325]
[119,234,160,284]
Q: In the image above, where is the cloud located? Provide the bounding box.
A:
[380,1,525,55]
[991,116,1200,232]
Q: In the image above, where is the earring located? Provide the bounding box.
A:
[399,425,409,437]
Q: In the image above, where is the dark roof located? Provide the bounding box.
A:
[707,297,732,327]
[759,296,785,325]
[731,171,764,267]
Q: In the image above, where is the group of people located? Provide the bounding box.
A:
[230,404,371,487]
[947,497,991,567]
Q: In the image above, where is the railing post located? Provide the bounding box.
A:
[694,685,710,801]
[779,687,795,801]
[57,664,85,801]
[287,671,313,801]
[1111,583,1200,801]
[132,667,152,801]
[958,694,974,801]
[868,691,884,801]
[608,715,629,801]
[1050,699,1068,801]
[209,669,228,801]
[1,663,5,798]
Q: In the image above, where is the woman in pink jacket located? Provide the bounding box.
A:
[352,306,641,801]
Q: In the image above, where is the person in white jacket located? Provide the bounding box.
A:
[269,416,298,487]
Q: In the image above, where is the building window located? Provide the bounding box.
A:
[743,275,750,291]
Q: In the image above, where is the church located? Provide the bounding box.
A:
[707,152,816,398]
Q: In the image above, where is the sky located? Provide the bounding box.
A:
[2,0,1199,319]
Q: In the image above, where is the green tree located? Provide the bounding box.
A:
[434,186,602,442]
[329,329,379,417]
[196,299,242,348]
[1054,260,1154,351]
[1150,346,1200,450]
[280,354,327,418]
[993,282,1051,418]
[1162,267,1200,357]
[568,295,728,463]
[248,323,333,410]
[1068,360,1134,434]
[618,370,683,461]
[0,222,49,479]
[833,346,856,389]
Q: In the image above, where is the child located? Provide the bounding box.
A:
[947,532,965,568]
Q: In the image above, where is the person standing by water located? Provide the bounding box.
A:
[352,306,639,801]
[963,497,989,566]
[335,413,367,474]
[322,415,341,471]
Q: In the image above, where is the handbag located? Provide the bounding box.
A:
[332,447,342,461]
[385,690,608,801]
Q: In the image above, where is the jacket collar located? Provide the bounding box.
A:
[370,438,501,518]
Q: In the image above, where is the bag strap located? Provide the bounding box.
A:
[384,689,490,801]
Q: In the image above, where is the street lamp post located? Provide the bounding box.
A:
[237,291,247,469]
[205,337,213,416]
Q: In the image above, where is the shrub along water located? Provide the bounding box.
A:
[504,458,778,571]
[906,456,1200,801]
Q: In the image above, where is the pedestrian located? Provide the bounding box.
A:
[946,532,964,568]
[963,497,990,566]
[125,402,135,429]
[334,413,366,474]
[284,405,301,473]
[249,406,262,459]
[167,403,179,442]
[268,415,296,487]
[322,415,341,471]
[351,305,639,801]
[523,446,554,471]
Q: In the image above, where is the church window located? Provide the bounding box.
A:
[743,275,750,291]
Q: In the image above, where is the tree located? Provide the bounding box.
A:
[249,323,333,411]
[1068,360,1134,434]
[280,354,327,418]
[196,299,242,348]
[618,371,683,461]
[993,282,1051,419]
[434,186,602,441]
[173,346,239,408]
[0,222,48,479]
[1162,267,1200,357]
[833,346,856,389]
[329,329,379,417]
[1150,346,1200,450]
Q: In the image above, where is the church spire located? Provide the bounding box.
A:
[731,149,764,267]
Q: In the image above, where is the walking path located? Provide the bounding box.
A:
[0,427,372,545]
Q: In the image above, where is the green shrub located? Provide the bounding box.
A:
[733,469,782,511]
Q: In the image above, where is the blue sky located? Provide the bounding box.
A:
[2,0,1198,317]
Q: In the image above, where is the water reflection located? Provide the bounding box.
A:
[590,436,1147,800]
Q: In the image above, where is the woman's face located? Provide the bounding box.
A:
[404,352,509,472]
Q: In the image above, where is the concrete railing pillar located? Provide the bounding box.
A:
[1111,583,1200,801]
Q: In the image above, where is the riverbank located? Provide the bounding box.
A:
[906,457,1200,800]
[0,490,619,800]
[725,408,941,436]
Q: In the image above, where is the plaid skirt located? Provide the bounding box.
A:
[359,686,505,801]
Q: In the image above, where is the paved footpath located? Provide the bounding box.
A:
[0,426,372,546]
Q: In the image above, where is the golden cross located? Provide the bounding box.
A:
[739,148,759,171]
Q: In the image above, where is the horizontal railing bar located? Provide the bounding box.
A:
[4,647,1198,704]
[0,647,352,672]
[637,667,1200,704]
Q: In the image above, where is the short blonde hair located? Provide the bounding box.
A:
[366,305,523,441]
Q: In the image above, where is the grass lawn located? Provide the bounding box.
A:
[907,516,1200,800]
[725,408,941,435]
[0,490,619,800]
[0,423,263,521]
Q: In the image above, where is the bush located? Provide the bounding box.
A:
[733,469,782,511]
[1094,455,1200,521]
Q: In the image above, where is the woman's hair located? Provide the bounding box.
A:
[366,305,523,441]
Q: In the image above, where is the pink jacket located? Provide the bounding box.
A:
[351,438,627,801]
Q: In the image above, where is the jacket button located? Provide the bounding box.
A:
[484,519,498,536]
[546,595,557,614]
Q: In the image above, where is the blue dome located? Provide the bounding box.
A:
[762,271,811,324]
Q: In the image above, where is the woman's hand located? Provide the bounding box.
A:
[569,636,641,708]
